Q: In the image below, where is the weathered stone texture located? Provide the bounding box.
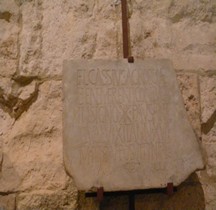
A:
[3,81,68,190]
[0,0,19,77]
[199,74,216,209]
[200,75,216,126]
[0,0,215,209]
[0,194,16,210]
[17,189,77,210]
[202,182,216,210]
[200,75,216,176]
[199,74,216,206]
[202,143,216,179]
[177,73,201,137]
[130,1,216,70]
[0,78,39,119]
[18,0,42,77]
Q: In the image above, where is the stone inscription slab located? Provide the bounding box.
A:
[63,59,203,191]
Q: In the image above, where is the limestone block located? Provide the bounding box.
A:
[0,59,17,77]
[18,0,120,78]
[0,30,18,60]
[64,59,203,191]
[202,142,216,179]
[41,0,119,78]
[129,0,216,23]
[0,78,12,102]
[2,81,70,191]
[41,7,96,77]
[167,0,216,23]
[17,0,216,80]
[200,75,216,124]
[200,75,216,153]
[0,194,16,210]
[0,0,19,77]
[177,73,201,137]
[169,21,216,70]
[18,0,42,77]
[17,189,77,210]
[18,80,38,101]
[0,153,21,192]
[130,1,216,71]
[0,106,14,192]
[202,182,216,210]
[0,78,39,119]
[202,124,216,145]
[0,108,14,192]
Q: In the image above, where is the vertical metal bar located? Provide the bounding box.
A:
[97,187,104,210]
[121,0,129,58]
[167,183,174,196]
[97,187,104,202]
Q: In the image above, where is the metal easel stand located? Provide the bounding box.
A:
[85,183,176,210]
[86,0,177,209]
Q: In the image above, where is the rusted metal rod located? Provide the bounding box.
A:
[121,0,130,58]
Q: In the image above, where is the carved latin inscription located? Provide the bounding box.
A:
[71,67,168,171]
[63,59,204,191]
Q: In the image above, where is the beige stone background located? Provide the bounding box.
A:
[0,0,215,209]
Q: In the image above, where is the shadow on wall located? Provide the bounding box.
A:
[78,173,205,210]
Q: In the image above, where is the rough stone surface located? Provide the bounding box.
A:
[202,125,216,149]
[0,0,215,209]
[0,194,16,210]
[17,189,77,210]
[177,73,201,137]
[64,59,203,191]
[0,78,39,119]
[130,1,216,71]
[202,182,216,210]
[199,75,216,183]
[0,0,19,77]
[200,75,216,132]
[202,143,216,179]
[18,0,43,77]
[3,81,69,191]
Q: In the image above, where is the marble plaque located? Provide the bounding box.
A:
[63,59,203,191]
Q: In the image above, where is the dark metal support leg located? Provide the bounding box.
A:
[97,187,104,210]
[129,192,135,210]
[97,187,104,202]
[167,183,174,196]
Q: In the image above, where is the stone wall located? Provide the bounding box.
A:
[0,0,215,209]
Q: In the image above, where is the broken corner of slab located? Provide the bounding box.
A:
[63,59,204,192]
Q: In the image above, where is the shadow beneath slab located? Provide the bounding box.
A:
[135,173,205,210]
[78,191,99,210]
[78,173,205,210]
